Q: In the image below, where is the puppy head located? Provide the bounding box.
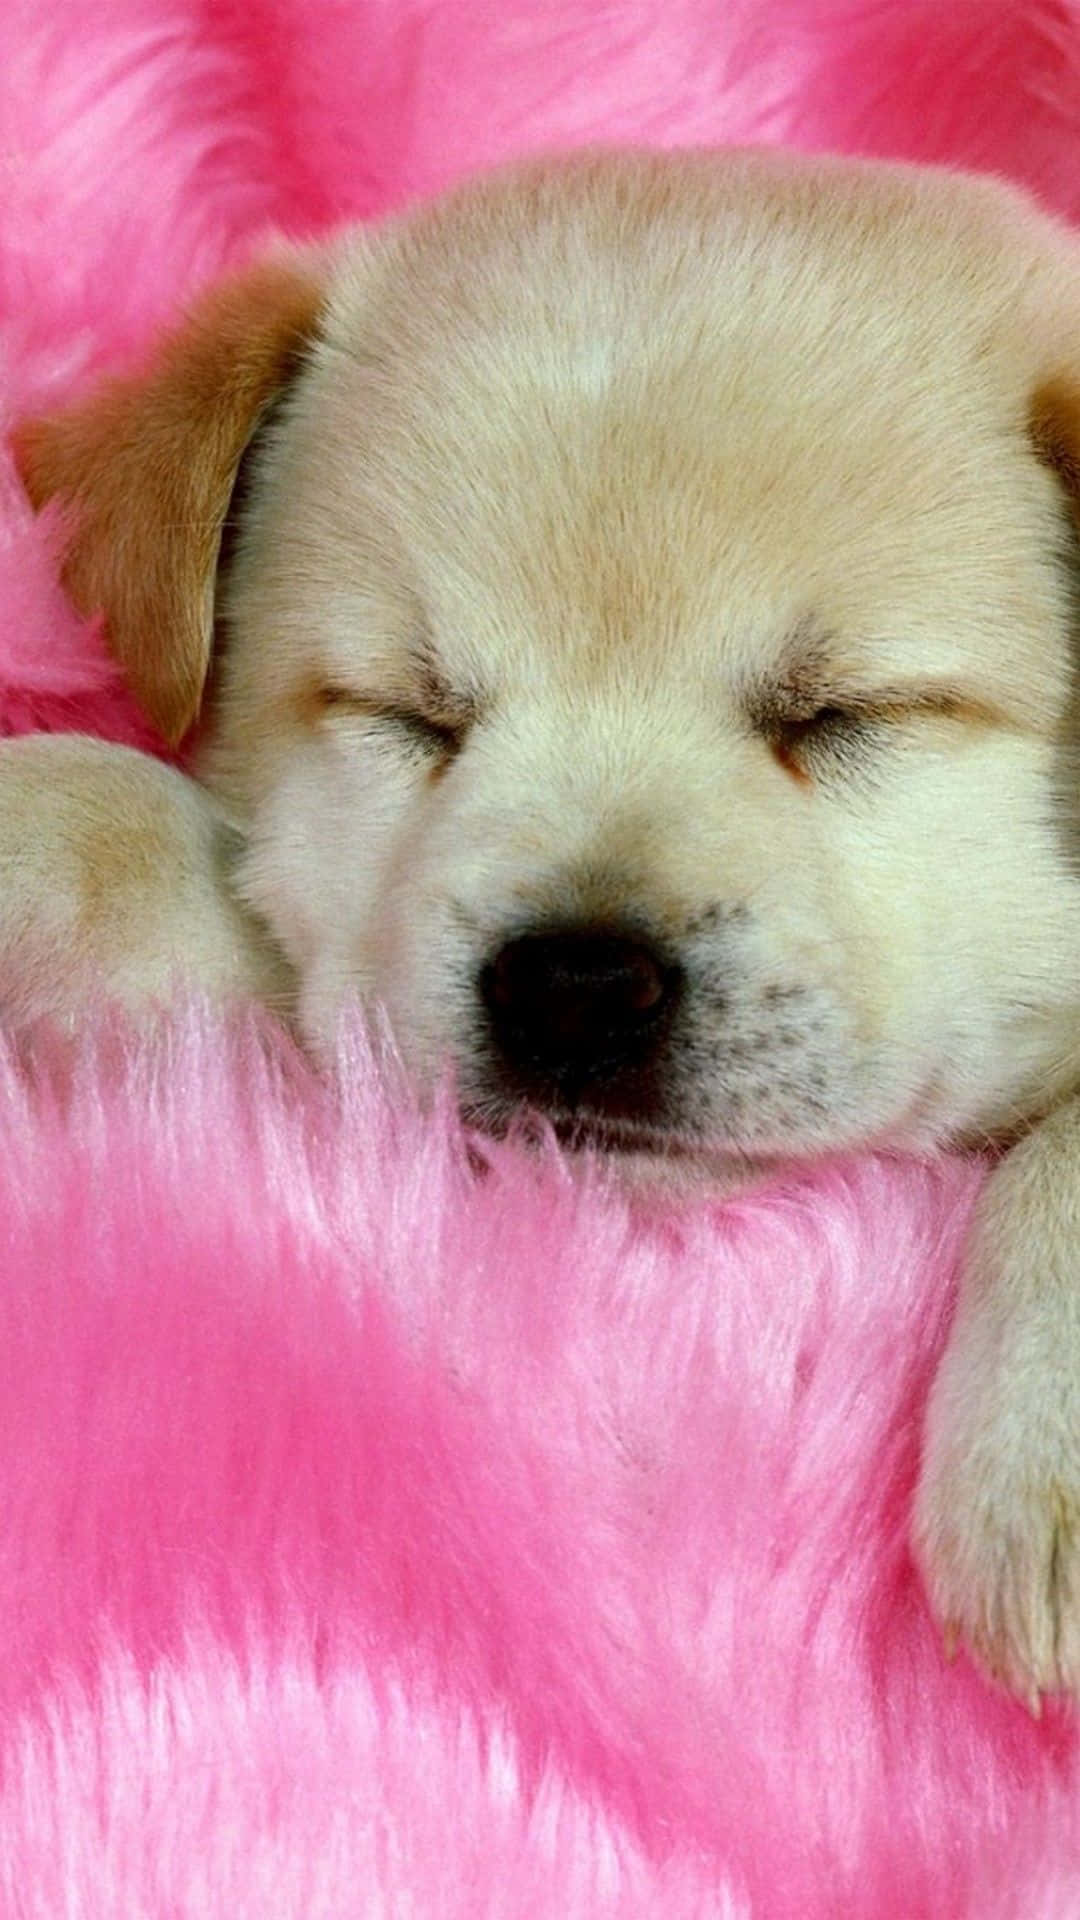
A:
[19,150,1080,1170]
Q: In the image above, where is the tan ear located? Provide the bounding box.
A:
[1030,376,1080,514]
[12,258,326,747]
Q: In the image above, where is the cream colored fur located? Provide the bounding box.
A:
[0,733,283,1028]
[10,146,1080,1705]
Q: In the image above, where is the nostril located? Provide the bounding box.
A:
[622,947,665,1015]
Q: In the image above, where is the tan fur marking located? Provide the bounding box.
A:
[1031,376,1080,509]
[13,260,326,747]
[75,806,183,941]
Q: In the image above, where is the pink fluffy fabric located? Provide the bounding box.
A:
[3,1,1080,1910]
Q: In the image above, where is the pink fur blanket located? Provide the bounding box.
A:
[3,2,1080,1910]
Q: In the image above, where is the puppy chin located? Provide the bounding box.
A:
[494,1108,781,1207]
[571,1143,765,1207]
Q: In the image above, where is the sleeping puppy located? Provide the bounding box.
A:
[9,146,1080,1707]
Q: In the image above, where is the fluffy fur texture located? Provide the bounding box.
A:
[0,1017,1049,1915]
[5,0,1080,1909]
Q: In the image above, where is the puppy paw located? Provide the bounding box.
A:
[916,1460,1079,1707]
[914,1326,1080,1707]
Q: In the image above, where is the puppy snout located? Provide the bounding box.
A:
[479,925,681,1101]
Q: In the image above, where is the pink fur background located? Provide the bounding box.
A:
[3,1,1080,1910]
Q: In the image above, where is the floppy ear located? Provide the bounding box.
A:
[12,259,326,747]
[1030,376,1080,518]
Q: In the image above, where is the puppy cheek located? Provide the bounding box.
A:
[257,752,475,1073]
[374,906,485,1080]
[239,744,412,975]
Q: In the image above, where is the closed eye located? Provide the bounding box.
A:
[761,685,998,781]
[316,686,468,760]
[773,703,855,746]
[767,702,872,779]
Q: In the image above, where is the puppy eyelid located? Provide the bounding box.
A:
[767,702,864,780]
[755,672,1006,732]
[316,686,466,756]
[762,684,1003,780]
[383,705,464,755]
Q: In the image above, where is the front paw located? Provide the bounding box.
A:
[914,1341,1080,1706]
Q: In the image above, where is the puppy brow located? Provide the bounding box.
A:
[757,675,1008,732]
[413,657,480,732]
[852,685,1009,727]
[409,626,483,731]
[745,615,1013,734]
[744,618,836,728]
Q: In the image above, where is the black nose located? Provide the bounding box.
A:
[479,925,680,1103]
